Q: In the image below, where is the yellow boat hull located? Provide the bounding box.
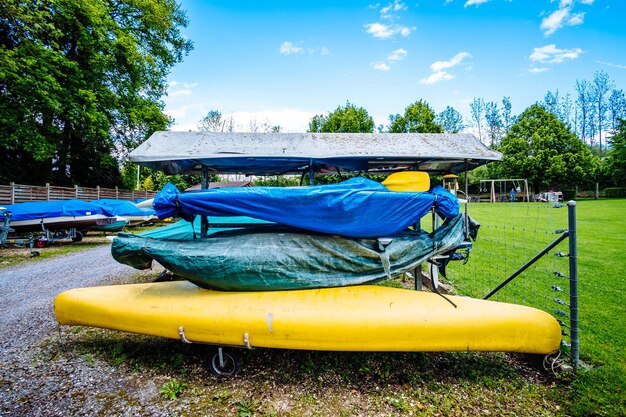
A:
[54,281,561,354]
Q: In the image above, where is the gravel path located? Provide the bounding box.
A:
[0,245,164,416]
[0,246,139,349]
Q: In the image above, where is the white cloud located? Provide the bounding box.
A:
[430,51,472,72]
[364,22,414,39]
[464,0,492,7]
[380,0,407,17]
[167,81,198,98]
[420,71,454,85]
[371,61,391,71]
[169,89,193,97]
[529,67,550,73]
[399,26,413,37]
[541,7,571,35]
[420,51,471,85]
[388,48,407,61]
[279,41,304,55]
[166,108,316,133]
[378,1,408,19]
[365,22,393,39]
[541,0,593,35]
[281,42,329,56]
[596,60,626,70]
[168,81,197,89]
[567,12,585,25]
[226,109,317,133]
[529,44,584,63]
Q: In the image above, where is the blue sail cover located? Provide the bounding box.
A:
[91,199,156,217]
[154,177,459,238]
[2,200,114,221]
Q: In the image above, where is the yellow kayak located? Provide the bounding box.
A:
[54,281,561,354]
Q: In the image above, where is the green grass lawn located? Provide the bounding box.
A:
[447,199,626,416]
[3,202,624,416]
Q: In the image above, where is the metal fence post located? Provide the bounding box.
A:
[10,182,15,204]
[568,201,579,368]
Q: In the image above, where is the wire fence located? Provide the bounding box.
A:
[447,201,578,366]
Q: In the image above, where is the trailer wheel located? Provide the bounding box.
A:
[209,348,242,377]
[34,239,48,248]
[71,231,83,242]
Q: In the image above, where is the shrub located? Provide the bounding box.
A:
[604,187,626,198]
[562,189,576,200]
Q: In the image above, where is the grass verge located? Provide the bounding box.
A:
[447,199,626,417]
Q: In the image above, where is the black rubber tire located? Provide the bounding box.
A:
[34,239,48,248]
[71,231,83,242]
[210,349,242,377]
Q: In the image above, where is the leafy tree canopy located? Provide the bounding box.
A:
[488,104,599,192]
[0,0,192,186]
[436,106,464,133]
[308,101,375,133]
[604,119,626,185]
[388,99,443,133]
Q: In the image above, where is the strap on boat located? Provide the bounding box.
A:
[428,258,457,308]
[377,238,393,280]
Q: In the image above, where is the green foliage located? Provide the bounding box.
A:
[567,365,626,417]
[253,176,301,187]
[198,110,225,132]
[159,378,187,400]
[235,399,260,417]
[488,104,599,192]
[436,106,465,133]
[448,199,626,416]
[388,99,443,133]
[120,162,139,190]
[0,0,192,186]
[604,187,626,198]
[308,101,375,133]
[604,119,626,185]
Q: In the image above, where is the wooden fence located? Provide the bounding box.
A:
[0,183,157,205]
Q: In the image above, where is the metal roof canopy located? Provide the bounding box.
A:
[129,132,502,176]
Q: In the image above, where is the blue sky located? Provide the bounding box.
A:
[163,0,626,132]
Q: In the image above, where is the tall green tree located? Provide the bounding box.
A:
[591,70,614,152]
[436,106,464,133]
[604,119,626,186]
[484,101,503,146]
[489,104,599,192]
[308,102,374,133]
[388,99,443,133]
[0,0,192,186]
[469,97,485,142]
[501,96,514,131]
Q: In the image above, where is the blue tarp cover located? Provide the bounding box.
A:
[154,177,459,238]
[2,200,114,221]
[91,199,156,217]
[141,216,271,240]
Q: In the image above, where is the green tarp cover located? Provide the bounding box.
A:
[112,214,468,291]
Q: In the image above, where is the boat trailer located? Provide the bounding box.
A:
[0,210,40,256]
[1,210,84,256]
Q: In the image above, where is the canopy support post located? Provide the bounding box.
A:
[201,165,209,238]
[308,160,314,185]
[464,159,469,240]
